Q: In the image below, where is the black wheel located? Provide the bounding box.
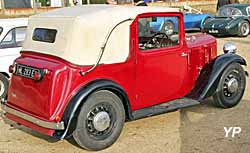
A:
[213,63,246,108]
[238,20,250,37]
[73,90,125,151]
[0,73,9,100]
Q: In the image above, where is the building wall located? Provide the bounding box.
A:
[3,0,32,8]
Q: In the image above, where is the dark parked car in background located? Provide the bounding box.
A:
[203,4,250,37]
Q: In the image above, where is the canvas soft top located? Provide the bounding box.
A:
[23,5,180,65]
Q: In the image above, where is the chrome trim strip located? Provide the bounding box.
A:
[0,102,64,130]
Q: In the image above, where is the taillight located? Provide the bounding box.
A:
[9,64,16,73]
[33,71,42,81]
[55,116,61,123]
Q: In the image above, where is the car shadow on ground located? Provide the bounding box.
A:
[0,98,249,153]
[179,98,250,153]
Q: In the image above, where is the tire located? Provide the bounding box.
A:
[0,73,9,100]
[213,63,246,108]
[238,20,250,37]
[73,90,125,151]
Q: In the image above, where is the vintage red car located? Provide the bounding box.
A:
[0,5,247,151]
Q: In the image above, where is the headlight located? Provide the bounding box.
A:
[223,42,237,54]
[225,25,230,29]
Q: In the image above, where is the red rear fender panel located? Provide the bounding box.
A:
[8,53,71,121]
[7,52,136,123]
[186,34,217,85]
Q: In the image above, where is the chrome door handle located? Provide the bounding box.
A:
[180,52,188,57]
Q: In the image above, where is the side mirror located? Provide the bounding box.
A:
[223,42,237,54]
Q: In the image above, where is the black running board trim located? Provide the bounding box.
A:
[132,98,200,120]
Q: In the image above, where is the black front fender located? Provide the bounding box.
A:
[187,53,247,101]
[54,79,132,139]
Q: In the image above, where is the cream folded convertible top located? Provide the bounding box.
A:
[23,5,179,65]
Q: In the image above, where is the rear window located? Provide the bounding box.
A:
[32,28,57,43]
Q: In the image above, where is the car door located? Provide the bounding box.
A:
[0,27,26,73]
[135,15,189,109]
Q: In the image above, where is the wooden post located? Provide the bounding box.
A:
[1,0,5,9]
[64,0,67,6]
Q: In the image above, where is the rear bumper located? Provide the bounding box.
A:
[0,99,64,130]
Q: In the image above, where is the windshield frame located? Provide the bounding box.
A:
[218,7,243,17]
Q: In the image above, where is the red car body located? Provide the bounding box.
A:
[6,15,217,135]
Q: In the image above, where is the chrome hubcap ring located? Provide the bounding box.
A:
[242,23,249,35]
[227,78,239,93]
[86,104,114,139]
[0,80,5,97]
[93,111,111,132]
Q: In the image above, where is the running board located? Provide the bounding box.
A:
[132,98,200,120]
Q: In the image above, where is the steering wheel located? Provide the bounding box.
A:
[144,33,169,49]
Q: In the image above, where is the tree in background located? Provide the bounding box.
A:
[38,0,50,6]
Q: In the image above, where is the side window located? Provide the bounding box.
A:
[15,27,27,47]
[138,16,179,51]
[0,27,26,49]
[0,28,15,48]
[32,28,57,43]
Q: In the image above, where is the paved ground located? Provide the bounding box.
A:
[0,35,250,153]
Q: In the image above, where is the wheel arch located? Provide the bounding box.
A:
[0,72,10,78]
[242,18,250,32]
[54,79,132,139]
[242,17,250,24]
[237,18,250,33]
[186,53,247,101]
[237,17,250,26]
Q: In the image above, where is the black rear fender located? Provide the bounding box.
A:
[54,79,132,139]
[186,53,247,100]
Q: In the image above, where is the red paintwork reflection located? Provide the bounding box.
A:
[8,51,136,122]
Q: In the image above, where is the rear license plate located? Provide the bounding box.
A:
[15,64,41,79]
[208,29,219,33]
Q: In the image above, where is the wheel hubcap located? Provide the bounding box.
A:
[0,80,5,97]
[93,111,111,132]
[226,78,239,93]
[223,72,240,97]
[242,23,249,35]
[86,104,114,138]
